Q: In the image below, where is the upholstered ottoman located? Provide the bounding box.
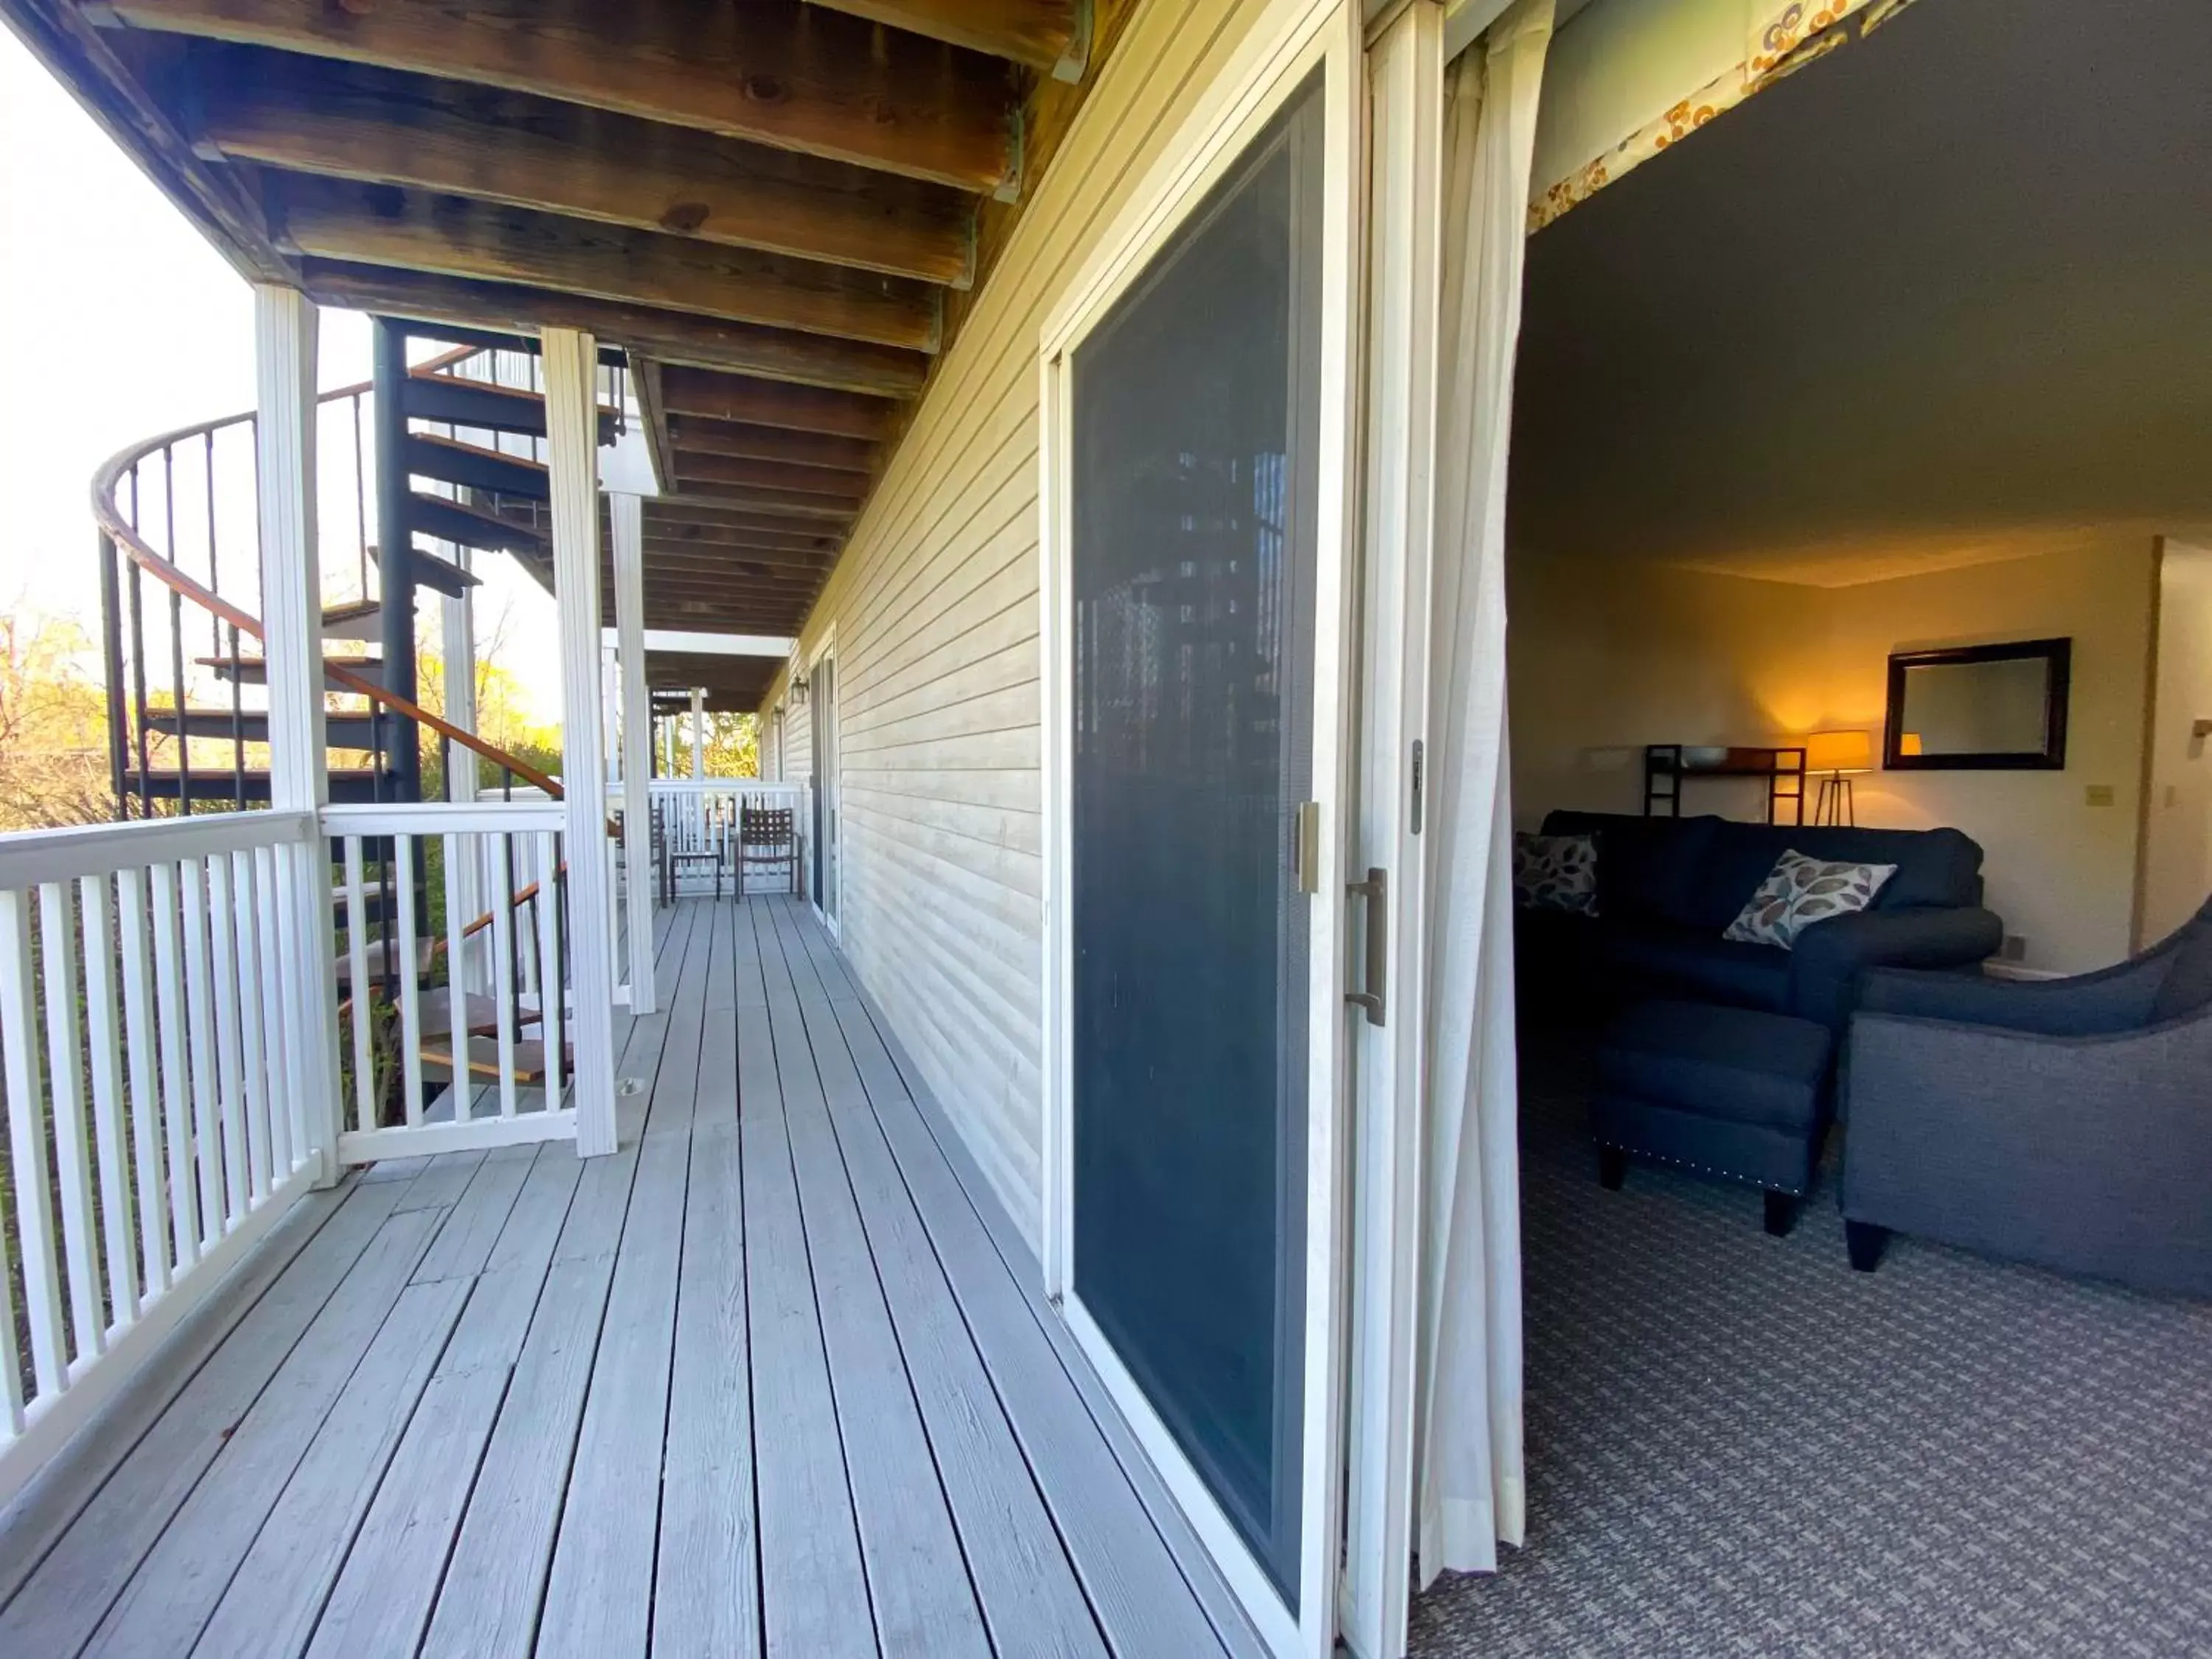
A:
[1593,999,1834,1235]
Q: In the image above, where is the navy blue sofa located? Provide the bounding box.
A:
[1518,810,2003,1032]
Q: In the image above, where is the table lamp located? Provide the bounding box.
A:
[1804,728,1874,825]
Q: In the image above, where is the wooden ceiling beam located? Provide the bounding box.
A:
[659,482,858,521]
[189,46,978,288]
[655,367,902,440]
[619,580,827,606]
[271,175,941,352]
[641,557,837,580]
[100,0,1022,192]
[639,549,838,577]
[642,521,844,555]
[633,564,832,591]
[804,0,1084,75]
[663,415,877,476]
[296,261,929,396]
[668,452,870,500]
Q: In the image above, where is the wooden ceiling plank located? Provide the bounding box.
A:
[804,0,1080,74]
[663,414,876,475]
[658,482,858,521]
[643,526,844,557]
[668,451,871,500]
[100,0,1021,191]
[273,175,942,352]
[630,566,832,591]
[295,260,930,396]
[189,46,978,288]
[656,366,902,440]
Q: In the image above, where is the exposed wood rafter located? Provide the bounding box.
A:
[270,175,943,352]
[187,45,980,288]
[97,0,1024,192]
[296,260,930,395]
[804,0,1082,75]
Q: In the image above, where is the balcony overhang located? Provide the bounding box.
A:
[5,0,1131,650]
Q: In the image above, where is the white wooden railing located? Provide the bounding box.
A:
[647,779,809,897]
[324,801,604,1164]
[0,811,327,1506]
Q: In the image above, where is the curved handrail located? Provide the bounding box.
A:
[88,348,570,801]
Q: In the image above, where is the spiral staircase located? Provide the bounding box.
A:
[92,318,619,1105]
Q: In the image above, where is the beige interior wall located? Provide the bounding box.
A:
[762,0,1277,1243]
[2142,541,2212,942]
[1509,535,2160,973]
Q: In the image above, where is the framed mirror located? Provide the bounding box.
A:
[1884,638,2071,771]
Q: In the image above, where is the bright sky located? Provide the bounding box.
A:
[0,29,565,721]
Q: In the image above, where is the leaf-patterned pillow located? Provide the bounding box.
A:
[1513,832,1599,917]
[1722,850,1896,950]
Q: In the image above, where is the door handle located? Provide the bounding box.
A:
[1346,866,1386,1027]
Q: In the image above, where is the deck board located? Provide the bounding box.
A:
[757,903,992,1658]
[0,898,1260,1659]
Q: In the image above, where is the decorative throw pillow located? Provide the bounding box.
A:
[1513,832,1599,916]
[1722,849,1896,949]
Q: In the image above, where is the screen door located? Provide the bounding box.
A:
[1066,69,1326,1615]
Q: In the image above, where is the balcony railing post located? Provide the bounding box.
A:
[254,283,344,1186]
[543,326,618,1158]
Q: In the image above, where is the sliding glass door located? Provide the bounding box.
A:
[1042,7,1359,1652]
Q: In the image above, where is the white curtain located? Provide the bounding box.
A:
[1416,0,1554,1586]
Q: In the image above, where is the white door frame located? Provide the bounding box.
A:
[1342,3,1444,1653]
[1037,0,1365,1651]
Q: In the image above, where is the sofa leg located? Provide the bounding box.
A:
[1846,1220,1890,1273]
[1598,1146,1627,1191]
[1763,1191,1799,1238]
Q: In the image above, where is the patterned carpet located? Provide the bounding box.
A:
[1409,1035,2212,1658]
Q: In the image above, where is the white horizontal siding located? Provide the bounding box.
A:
[763,0,1272,1245]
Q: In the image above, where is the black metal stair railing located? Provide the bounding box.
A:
[86,335,609,1125]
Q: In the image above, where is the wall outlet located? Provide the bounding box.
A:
[2084,783,2116,807]
[2001,934,2028,961]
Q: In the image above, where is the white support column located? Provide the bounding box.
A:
[254,284,344,1188]
[612,492,655,1015]
[543,327,619,1158]
[689,687,706,779]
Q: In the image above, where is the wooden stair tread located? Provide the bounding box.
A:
[365,538,481,597]
[419,1034,570,1085]
[415,987,504,1039]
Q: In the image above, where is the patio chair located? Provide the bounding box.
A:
[656,797,726,903]
[737,801,800,899]
[1840,895,2212,1295]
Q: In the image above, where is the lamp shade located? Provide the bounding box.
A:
[1804,728,1874,773]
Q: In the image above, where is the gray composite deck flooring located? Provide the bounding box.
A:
[0,897,1264,1659]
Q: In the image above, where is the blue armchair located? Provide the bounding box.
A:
[1840,897,2212,1296]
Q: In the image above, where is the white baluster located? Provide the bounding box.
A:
[395,833,424,1127]
[204,854,248,1226]
[116,866,170,1296]
[342,838,375,1135]
[38,883,104,1361]
[0,888,68,1397]
[79,873,140,1327]
[149,862,198,1269]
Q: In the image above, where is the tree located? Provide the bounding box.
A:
[0,608,111,830]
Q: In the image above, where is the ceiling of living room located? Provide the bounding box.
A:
[1507,0,2212,587]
